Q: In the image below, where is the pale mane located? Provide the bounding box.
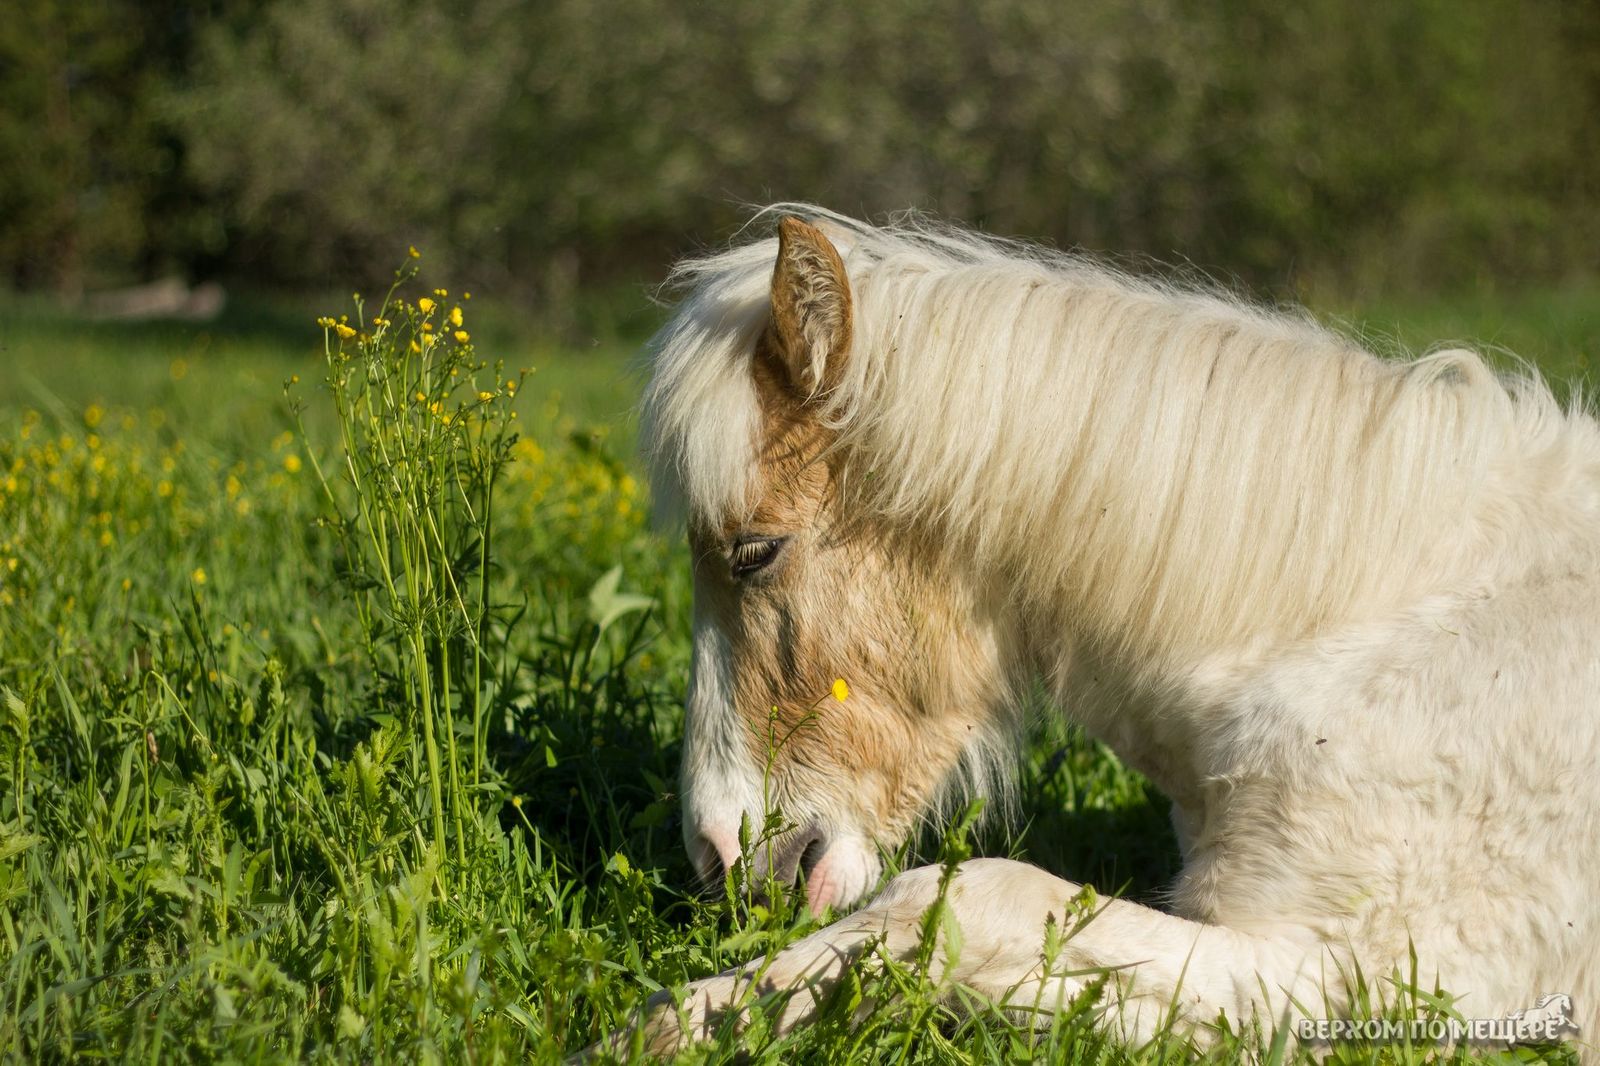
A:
[643,205,1585,660]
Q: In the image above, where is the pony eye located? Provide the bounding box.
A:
[730,536,786,578]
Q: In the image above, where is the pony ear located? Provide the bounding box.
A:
[769,216,853,397]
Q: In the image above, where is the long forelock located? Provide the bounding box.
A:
[640,204,1044,527]
[641,202,1348,529]
[639,237,774,527]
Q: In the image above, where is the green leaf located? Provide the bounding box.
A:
[586,565,654,636]
[0,828,41,863]
[1,687,26,734]
[940,900,964,974]
[627,800,671,829]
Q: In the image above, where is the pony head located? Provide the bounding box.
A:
[643,216,1020,913]
[642,204,1523,914]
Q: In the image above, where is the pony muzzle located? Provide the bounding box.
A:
[693,820,878,915]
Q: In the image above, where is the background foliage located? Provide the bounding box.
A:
[6,280,1589,1062]
[3,0,1597,305]
[2,2,1597,1061]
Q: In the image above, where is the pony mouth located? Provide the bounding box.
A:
[690,824,877,914]
[751,829,848,914]
[747,824,824,887]
[799,836,880,915]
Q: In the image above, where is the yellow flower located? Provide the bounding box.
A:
[84,403,104,428]
[462,291,471,300]
[121,578,132,592]
[433,288,447,297]
[334,323,357,340]
[831,678,849,702]
[409,340,421,354]
[477,391,493,402]
[448,306,463,327]
[454,330,470,344]
[418,297,436,313]
[284,454,302,473]
[414,390,426,403]
[191,567,207,585]
[421,322,433,332]
[408,245,421,259]
[316,316,336,328]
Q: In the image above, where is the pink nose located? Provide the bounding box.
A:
[689,825,741,881]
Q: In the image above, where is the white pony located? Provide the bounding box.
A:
[631,206,1600,1058]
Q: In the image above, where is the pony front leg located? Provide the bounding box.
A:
[868,859,1333,1047]
[609,858,1333,1057]
[600,909,890,1059]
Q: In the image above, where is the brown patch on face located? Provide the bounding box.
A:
[688,332,1014,850]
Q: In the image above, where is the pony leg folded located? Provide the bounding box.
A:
[596,858,1334,1058]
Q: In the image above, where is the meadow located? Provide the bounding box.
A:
[0,271,1593,1064]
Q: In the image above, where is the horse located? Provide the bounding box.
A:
[627,206,1600,1058]
[1509,992,1579,1044]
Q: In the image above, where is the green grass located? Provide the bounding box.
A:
[0,279,1593,1064]
[1334,282,1598,398]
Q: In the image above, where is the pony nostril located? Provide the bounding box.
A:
[687,834,716,882]
[689,826,740,883]
[798,835,827,879]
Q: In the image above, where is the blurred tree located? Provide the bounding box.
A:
[0,0,248,294]
[4,0,1597,303]
[0,2,154,294]
[166,0,524,290]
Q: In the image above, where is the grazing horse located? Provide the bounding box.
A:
[631,207,1600,1057]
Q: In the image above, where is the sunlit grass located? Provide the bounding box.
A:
[0,277,1591,1063]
